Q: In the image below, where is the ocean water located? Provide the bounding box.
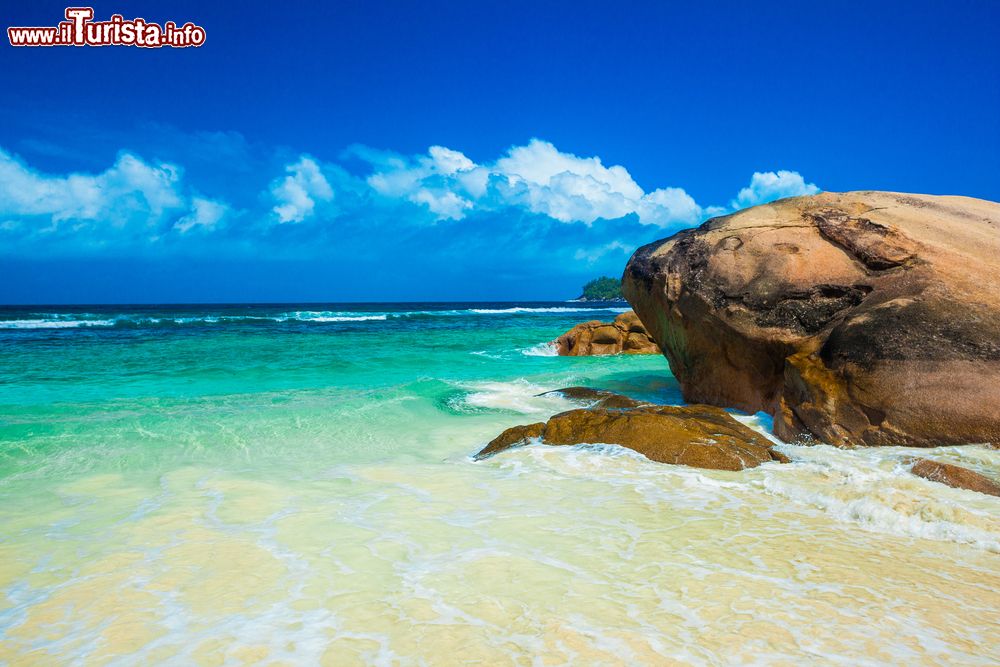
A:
[0,303,997,665]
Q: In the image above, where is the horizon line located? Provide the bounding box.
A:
[0,298,628,308]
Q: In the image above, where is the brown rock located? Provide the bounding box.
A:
[537,386,647,409]
[769,449,792,464]
[623,191,1000,447]
[614,310,651,334]
[911,458,1000,497]
[474,422,545,460]
[542,406,783,470]
[475,404,788,471]
[554,310,661,356]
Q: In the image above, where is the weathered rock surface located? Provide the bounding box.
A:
[910,458,1000,497]
[475,399,788,470]
[623,191,1000,447]
[554,310,660,356]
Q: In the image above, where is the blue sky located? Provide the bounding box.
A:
[1,1,997,303]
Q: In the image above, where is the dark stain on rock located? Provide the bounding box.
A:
[810,211,915,271]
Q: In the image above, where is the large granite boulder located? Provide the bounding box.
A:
[554,310,660,356]
[475,401,788,470]
[623,191,1000,447]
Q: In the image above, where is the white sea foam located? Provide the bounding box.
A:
[0,318,116,329]
[755,444,1000,551]
[458,379,577,414]
[730,411,786,445]
[308,315,387,322]
[469,350,505,360]
[469,306,629,314]
[0,306,628,330]
[279,311,388,322]
[520,341,558,357]
[483,414,1000,553]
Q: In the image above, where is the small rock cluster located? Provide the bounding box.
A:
[554,311,659,356]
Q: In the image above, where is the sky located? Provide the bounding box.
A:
[1,0,997,304]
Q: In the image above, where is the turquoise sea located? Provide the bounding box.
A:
[0,303,998,665]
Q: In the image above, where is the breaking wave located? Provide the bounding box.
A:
[0,305,631,330]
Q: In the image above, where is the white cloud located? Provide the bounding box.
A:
[0,148,186,230]
[409,189,472,220]
[427,145,476,174]
[0,139,821,257]
[732,170,819,210]
[353,139,818,228]
[359,139,693,225]
[365,145,477,221]
[271,156,334,223]
[492,140,642,222]
[635,187,705,226]
[174,197,228,233]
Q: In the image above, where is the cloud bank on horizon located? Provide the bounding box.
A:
[0,138,818,267]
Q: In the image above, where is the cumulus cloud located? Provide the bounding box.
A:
[731,170,820,210]
[492,140,642,222]
[360,139,670,225]
[352,139,818,228]
[0,148,186,231]
[635,186,713,227]
[0,137,820,264]
[270,156,334,223]
[364,145,477,220]
[0,148,244,254]
[174,197,229,233]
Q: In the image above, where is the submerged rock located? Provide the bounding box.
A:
[476,422,545,459]
[910,459,1000,497]
[623,191,1000,448]
[475,397,787,470]
[536,386,647,409]
[554,310,660,356]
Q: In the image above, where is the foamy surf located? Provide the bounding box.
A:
[0,318,117,329]
[278,311,389,322]
[475,406,1000,553]
[0,305,632,329]
[454,379,579,414]
[756,444,1000,552]
[470,306,630,314]
[520,341,558,356]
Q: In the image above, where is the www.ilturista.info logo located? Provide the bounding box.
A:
[8,7,206,48]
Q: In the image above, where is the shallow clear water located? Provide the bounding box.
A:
[0,303,997,665]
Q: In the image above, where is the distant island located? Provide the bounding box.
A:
[574,276,625,301]
[575,276,624,301]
